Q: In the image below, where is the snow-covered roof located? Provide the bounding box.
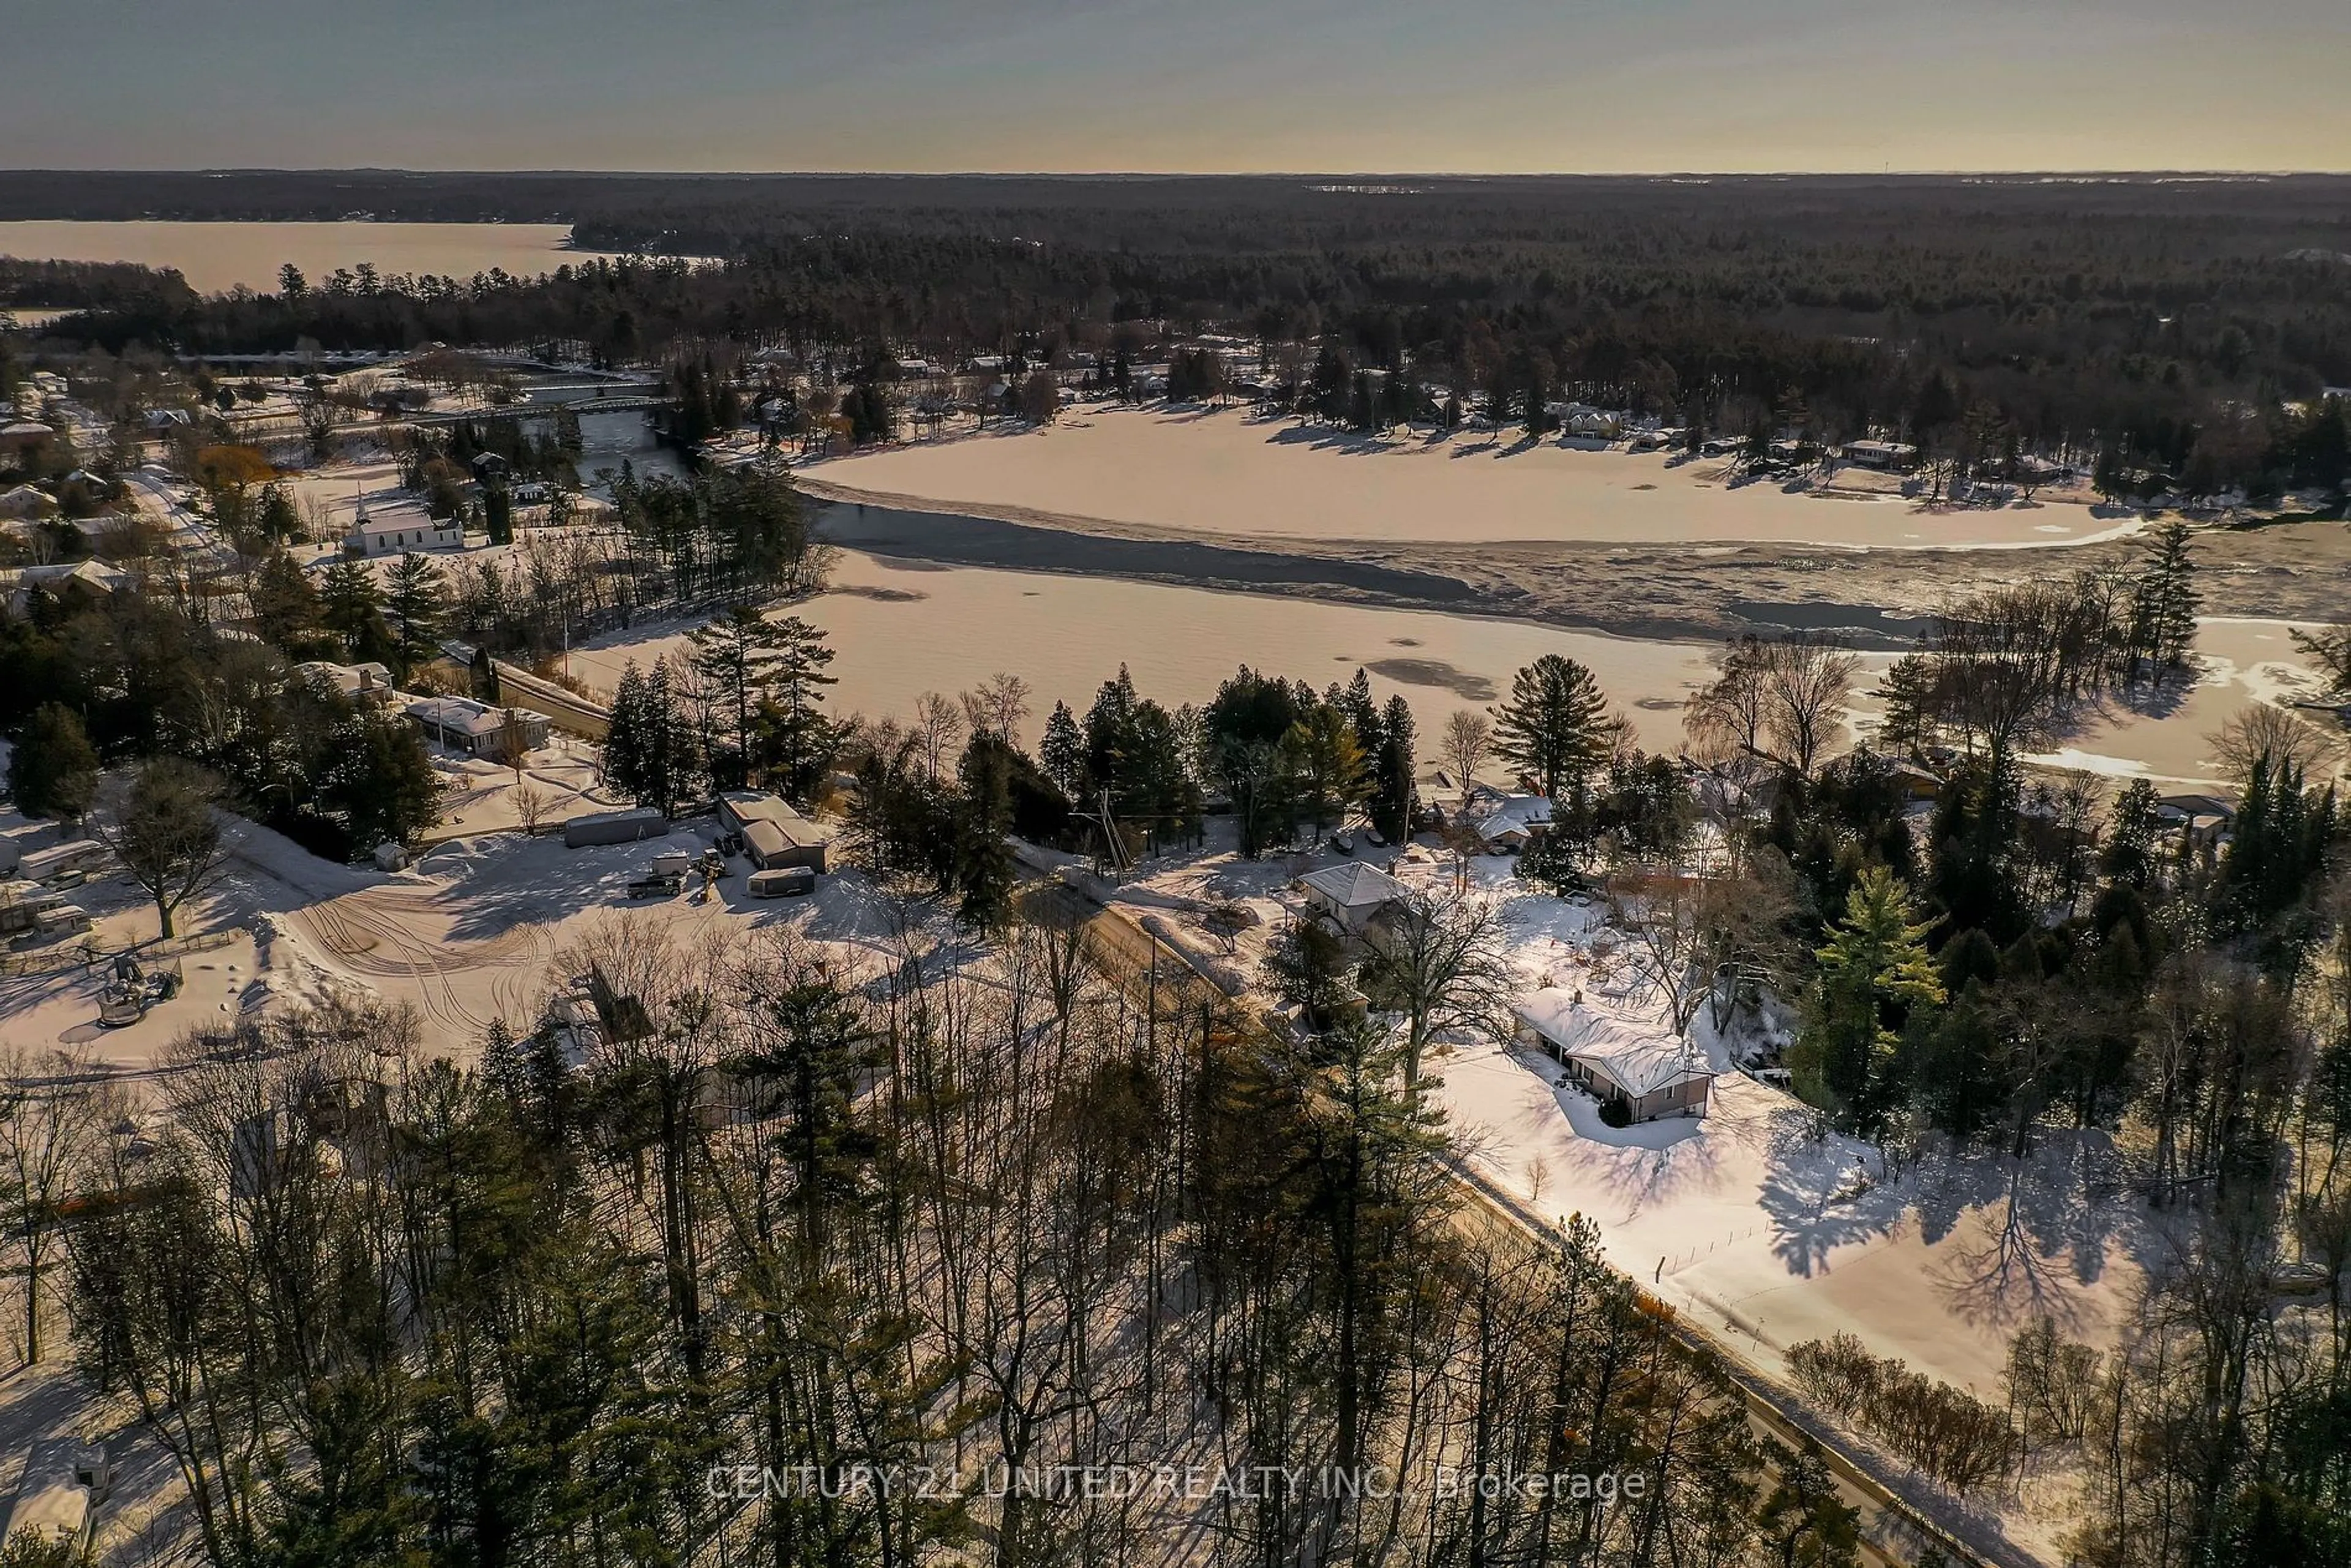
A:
[1475,793,1553,841]
[1514,989,1714,1100]
[1297,861,1411,912]
[407,695,542,740]
[297,659,396,698]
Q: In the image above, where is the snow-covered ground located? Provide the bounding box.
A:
[0,812,926,1067]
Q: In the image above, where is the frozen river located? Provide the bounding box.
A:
[569,549,2314,787]
[572,547,1723,752]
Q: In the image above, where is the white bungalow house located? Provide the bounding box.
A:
[1296,861,1412,937]
[1514,988,1715,1123]
[346,501,460,557]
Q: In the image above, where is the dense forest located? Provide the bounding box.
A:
[7,173,2351,497]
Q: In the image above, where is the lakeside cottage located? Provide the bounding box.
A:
[1841,439,1920,471]
[1514,988,1715,1123]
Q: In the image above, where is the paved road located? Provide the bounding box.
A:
[124,468,235,569]
[1029,871,2033,1568]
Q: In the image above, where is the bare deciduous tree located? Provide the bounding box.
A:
[510,781,551,836]
[1685,632,1858,778]
[1358,890,1518,1084]
[913,690,964,777]
[94,757,227,941]
[0,1047,102,1362]
[2208,703,2338,785]
[1758,634,1860,777]
[1441,708,1493,808]
[961,672,1033,748]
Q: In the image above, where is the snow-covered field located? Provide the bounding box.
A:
[804,402,2142,550]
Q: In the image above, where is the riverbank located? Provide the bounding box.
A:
[811,490,2350,648]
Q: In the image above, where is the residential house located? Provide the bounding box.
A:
[1841,439,1920,471]
[0,560,129,617]
[718,790,831,874]
[2156,792,2237,849]
[1514,989,1715,1122]
[0,484,56,520]
[296,660,399,707]
[405,696,549,758]
[1296,861,1412,937]
[1466,791,1554,853]
[0,421,54,458]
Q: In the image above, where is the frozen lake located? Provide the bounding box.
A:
[0,220,623,294]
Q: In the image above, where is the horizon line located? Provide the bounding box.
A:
[8,167,2351,181]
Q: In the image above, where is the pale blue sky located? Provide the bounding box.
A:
[9,0,2346,171]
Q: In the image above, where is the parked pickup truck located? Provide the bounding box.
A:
[627,868,686,899]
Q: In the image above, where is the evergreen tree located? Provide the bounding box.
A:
[687,605,789,790]
[2101,778,2162,890]
[752,617,838,800]
[1492,653,1613,801]
[479,1019,529,1111]
[318,558,394,665]
[602,661,701,815]
[1795,865,1945,1133]
[953,732,1018,929]
[1368,694,1418,844]
[249,550,325,656]
[482,482,513,547]
[1756,1438,1864,1568]
[256,482,302,545]
[2130,519,2200,678]
[1872,654,1940,758]
[1283,703,1368,838]
[318,705,443,852]
[602,662,653,809]
[382,551,449,684]
[1038,700,1084,800]
[7,703,99,822]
